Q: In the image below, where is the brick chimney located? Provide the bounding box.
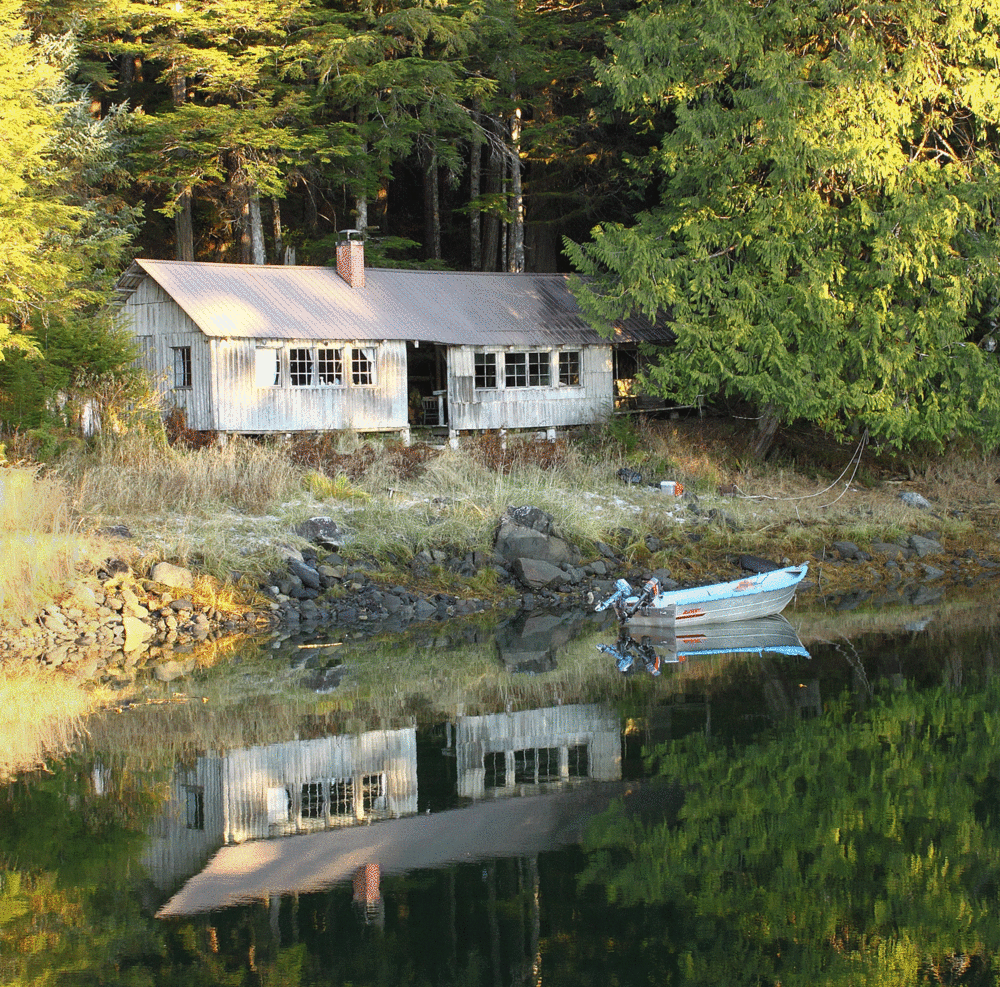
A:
[336,229,365,288]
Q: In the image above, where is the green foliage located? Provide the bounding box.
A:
[582,683,1000,984]
[0,7,139,351]
[568,0,1000,452]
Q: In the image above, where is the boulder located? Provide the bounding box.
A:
[294,516,347,548]
[122,615,154,652]
[512,557,565,590]
[900,491,932,510]
[494,506,580,567]
[150,561,194,590]
[909,534,943,558]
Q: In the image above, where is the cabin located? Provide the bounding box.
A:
[114,234,674,440]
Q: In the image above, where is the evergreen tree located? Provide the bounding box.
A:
[567,0,1000,452]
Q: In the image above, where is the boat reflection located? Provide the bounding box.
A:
[600,614,810,675]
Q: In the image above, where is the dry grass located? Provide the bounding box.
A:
[0,467,115,625]
[0,666,109,780]
[63,433,303,518]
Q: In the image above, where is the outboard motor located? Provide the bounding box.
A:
[595,578,633,613]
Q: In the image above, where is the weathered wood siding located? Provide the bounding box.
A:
[118,278,216,429]
[141,757,225,890]
[210,338,407,433]
[447,345,613,431]
[220,728,418,843]
[454,704,621,799]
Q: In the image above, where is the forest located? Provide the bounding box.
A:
[4,0,1000,451]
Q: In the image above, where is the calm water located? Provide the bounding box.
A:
[3,590,999,986]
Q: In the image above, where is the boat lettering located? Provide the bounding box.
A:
[677,608,704,620]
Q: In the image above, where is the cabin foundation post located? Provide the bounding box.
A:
[546,428,556,443]
[400,427,411,447]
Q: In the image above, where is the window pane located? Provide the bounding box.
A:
[528,351,550,386]
[484,751,505,789]
[352,347,375,385]
[475,352,497,389]
[172,347,192,388]
[559,351,581,386]
[255,348,280,387]
[330,778,355,816]
[301,781,325,819]
[317,348,343,385]
[505,352,527,387]
[290,348,313,386]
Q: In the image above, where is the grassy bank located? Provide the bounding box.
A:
[5,417,1000,616]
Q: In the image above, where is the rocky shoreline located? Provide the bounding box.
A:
[4,501,1000,685]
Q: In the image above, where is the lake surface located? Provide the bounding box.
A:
[2,588,999,986]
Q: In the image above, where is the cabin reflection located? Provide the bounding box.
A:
[450,704,621,799]
[143,727,417,890]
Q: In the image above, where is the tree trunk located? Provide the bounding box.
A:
[752,404,782,459]
[421,143,440,260]
[508,99,524,273]
[248,194,266,264]
[469,110,482,270]
[354,193,368,234]
[271,197,283,263]
[482,118,504,271]
[227,150,252,264]
[171,67,195,261]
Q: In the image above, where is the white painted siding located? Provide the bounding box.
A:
[454,704,621,799]
[118,278,216,429]
[221,728,418,843]
[210,338,407,433]
[447,345,613,431]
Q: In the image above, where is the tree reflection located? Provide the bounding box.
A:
[581,684,1000,984]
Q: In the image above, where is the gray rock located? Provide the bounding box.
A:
[900,491,932,509]
[150,561,194,590]
[908,534,943,558]
[494,509,579,566]
[289,558,322,590]
[294,516,347,548]
[512,557,565,590]
[832,540,862,560]
[870,541,907,561]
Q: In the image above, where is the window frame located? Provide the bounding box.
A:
[255,347,281,387]
[475,351,498,389]
[558,350,581,387]
[351,346,376,386]
[172,346,192,389]
[505,350,551,388]
[289,347,314,387]
[316,347,344,386]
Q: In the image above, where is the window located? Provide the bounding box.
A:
[361,773,386,813]
[484,751,506,789]
[475,352,497,389]
[351,347,376,385]
[330,778,355,817]
[558,350,581,386]
[184,785,204,830]
[514,748,538,784]
[505,351,550,388]
[537,747,560,782]
[172,346,192,388]
[301,782,326,819]
[255,348,280,387]
[567,744,589,778]
[290,348,313,386]
[317,347,343,385]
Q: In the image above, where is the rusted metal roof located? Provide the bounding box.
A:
[117,259,674,347]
